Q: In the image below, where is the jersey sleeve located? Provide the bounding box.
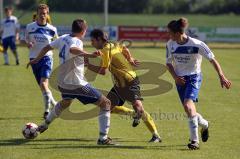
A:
[199,42,215,61]
[69,39,83,49]
[100,47,111,68]
[50,37,61,49]
[166,43,173,64]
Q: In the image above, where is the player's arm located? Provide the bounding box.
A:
[122,46,139,66]
[166,63,186,86]
[85,49,108,75]
[210,58,231,89]
[70,47,101,58]
[26,44,53,68]
[15,25,20,41]
[86,62,107,75]
[24,25,34,48]
[165,44,185,85]
[199,42,231,89]
[85,56,107,75]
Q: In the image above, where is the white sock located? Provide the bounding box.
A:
[188,115,199,143]
[48,90,57,106]
[197,113,208,129]
[98,109,110,140]
[43,91,51,112]
[46,102,63,124]
[3,52,9,64]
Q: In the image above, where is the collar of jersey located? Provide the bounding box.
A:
[36,22,47,27]
[176,36,189,45]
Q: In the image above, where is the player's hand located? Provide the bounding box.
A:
[92,50,102,57]
[174,76,186,86]
[15,35,19,41]
[26,59,38,69]
[219,75,231,89]
[129,58,140,67]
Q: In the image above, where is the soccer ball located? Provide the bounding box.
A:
[22,122,38,139]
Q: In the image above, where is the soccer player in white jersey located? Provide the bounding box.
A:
[0,7,20,65]
[27,19,114,145]
[166,17,231,150]
[25,4,58,119]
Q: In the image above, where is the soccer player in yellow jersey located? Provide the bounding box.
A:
[85,29,161,142]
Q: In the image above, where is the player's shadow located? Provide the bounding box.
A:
[0,138,31,146]
[0,138,96,147]
[0,138,187,150]
[0,116,41,121]
[31,144,187,150]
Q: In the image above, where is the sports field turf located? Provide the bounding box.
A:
[0,45,239,159]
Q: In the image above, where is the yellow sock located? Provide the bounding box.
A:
[142,111,159,137]
[111,106,134,115]
[111,105,160,137]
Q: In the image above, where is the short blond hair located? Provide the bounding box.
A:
[37,4,49,13]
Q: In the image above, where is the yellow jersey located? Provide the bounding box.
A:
[100,42,137,87]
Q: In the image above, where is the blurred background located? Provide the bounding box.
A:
[1,0,240,46]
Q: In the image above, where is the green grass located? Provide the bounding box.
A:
[15,11,240,27]
[0,46,240,159]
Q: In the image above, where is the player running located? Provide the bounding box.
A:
[27,19,114,145]
[166,17,231,150]
[85,29,162,142]
[0,7,20,65]
[25,4,58,119]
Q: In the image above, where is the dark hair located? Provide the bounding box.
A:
[72,19,87,33]
[90,29,108,41]
[5,6,13,12]
[167,17,188,34]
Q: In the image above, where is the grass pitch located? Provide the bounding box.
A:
[0,46,239,159]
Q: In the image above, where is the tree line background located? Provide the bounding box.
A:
[5,0,240,14]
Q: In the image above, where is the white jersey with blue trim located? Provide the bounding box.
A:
[166,36,215,76]
[50,34,88,88]
[0,15,20,39]
[25,22,58,58]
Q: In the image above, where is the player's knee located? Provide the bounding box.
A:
[40,79,49,90]
[98,96,111,111]
[132,100,144,115]
[183,102,194,115]
[60,99,72,109]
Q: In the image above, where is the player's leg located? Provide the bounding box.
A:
[37,99,73,133]
[107,86,143,127]
[9,36,19,65]
[197,113,209,142]
[112,106,161,142]
[39,57,57,118]
[40,77,57,118]
[2,38,9,65]
[70,84,113,145]
[183,99,199,150]
[142,111,162,142]
[131,99,144,127]
[94,95,113,145]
